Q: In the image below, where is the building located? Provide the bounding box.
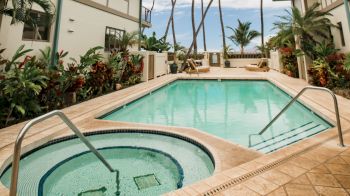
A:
[0,0,152,60]
[292,0,350,53]
[273,0,350,80]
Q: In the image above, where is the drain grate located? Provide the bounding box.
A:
[134,174,161,190]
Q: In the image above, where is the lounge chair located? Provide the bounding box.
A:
[185,59,210,74]
[245,58,270,72]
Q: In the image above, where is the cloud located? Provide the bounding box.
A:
[143,0,291,12]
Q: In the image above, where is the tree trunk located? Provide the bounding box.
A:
[260,0,265,57]
[186,0,214,58]
[164,0,177,41]
[191,0,197,55]
[295,35,304,79]
[218,0,226,52]
[171,0,177,63]
[201,0,207,51]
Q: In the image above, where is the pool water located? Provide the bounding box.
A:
[102,80,332,153]
[0,132,214,195]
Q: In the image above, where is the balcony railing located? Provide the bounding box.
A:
[142,6,152,24]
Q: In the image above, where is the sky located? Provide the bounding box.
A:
[143,0,291,52]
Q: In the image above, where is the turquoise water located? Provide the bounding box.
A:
[0,132,214,195]
[103,80,332,152]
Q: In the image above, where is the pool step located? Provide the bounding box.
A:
[251,122,328,153]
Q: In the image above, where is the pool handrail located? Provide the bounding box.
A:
[9,110,115,196]
[249,86,344,148]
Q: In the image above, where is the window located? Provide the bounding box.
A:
[338,22,346,47]
[105,27,125,51]
[22,11,51,41]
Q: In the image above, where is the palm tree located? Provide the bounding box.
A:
[274,3,333,78]
[260,0,265,55]
[218,0,226,54]
[163,0,177,41]
[186,0,214,57]
[227,19,260,55]
[201,0,207,51]
[191,0,197,55]
[0,0,54,25]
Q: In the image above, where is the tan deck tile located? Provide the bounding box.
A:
[334,175,350,189]
[289,174,311,185]
[188,182,212,193]
[306,173,342,188]
[260,169,292,186]
[180,187,200,195]
[238,161,265,171]
[309,164,331,174]
[202,174,231,188]
[276,163,307,178]
[326,156,348,165]
[341,155,350,164]
[222,166,248,179]
[341,149,350,156]
[221,184,260,196]
[325,163,350,175]
[289,155,320,170]
[170,189,192,196]
[266,187,287,196]
[242,176,279,195]
[314,186,349,196]
[300,151,332,163]
[284,183,318,196]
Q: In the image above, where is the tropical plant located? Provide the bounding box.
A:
[309,58,337,87]
[115,31,138,54]
[273,3,333,59]
[1,56,48,125]
[0,0,55,25]
[343,53,350,72]
[5,45,33,71]
[223,45,232,60]
[141,32,171,52]
[227,19,260,55]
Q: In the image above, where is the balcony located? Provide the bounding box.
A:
[141,6,152,28]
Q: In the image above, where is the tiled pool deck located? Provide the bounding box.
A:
[0,68,350,195]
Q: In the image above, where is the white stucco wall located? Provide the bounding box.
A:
[58,0,139,60]
[0,0,141,60]
[329,4,350,53]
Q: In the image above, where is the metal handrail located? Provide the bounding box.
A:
[9,110,115,196]
[249,86,345,148]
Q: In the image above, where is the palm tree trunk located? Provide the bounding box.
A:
[218,0,226,52]
[185,0,214,58]
[260,0,265,56]
[164,0,177,40]
[201,0,207,51]
[171,2,177,63]
[191,0,197,55]
[295,35,304,79]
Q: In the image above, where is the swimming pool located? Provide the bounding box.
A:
[0,131,214,195]
[102,80,332,153]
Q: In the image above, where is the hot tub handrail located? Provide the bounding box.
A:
[9,110,115,196]
[249,86,344,148]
